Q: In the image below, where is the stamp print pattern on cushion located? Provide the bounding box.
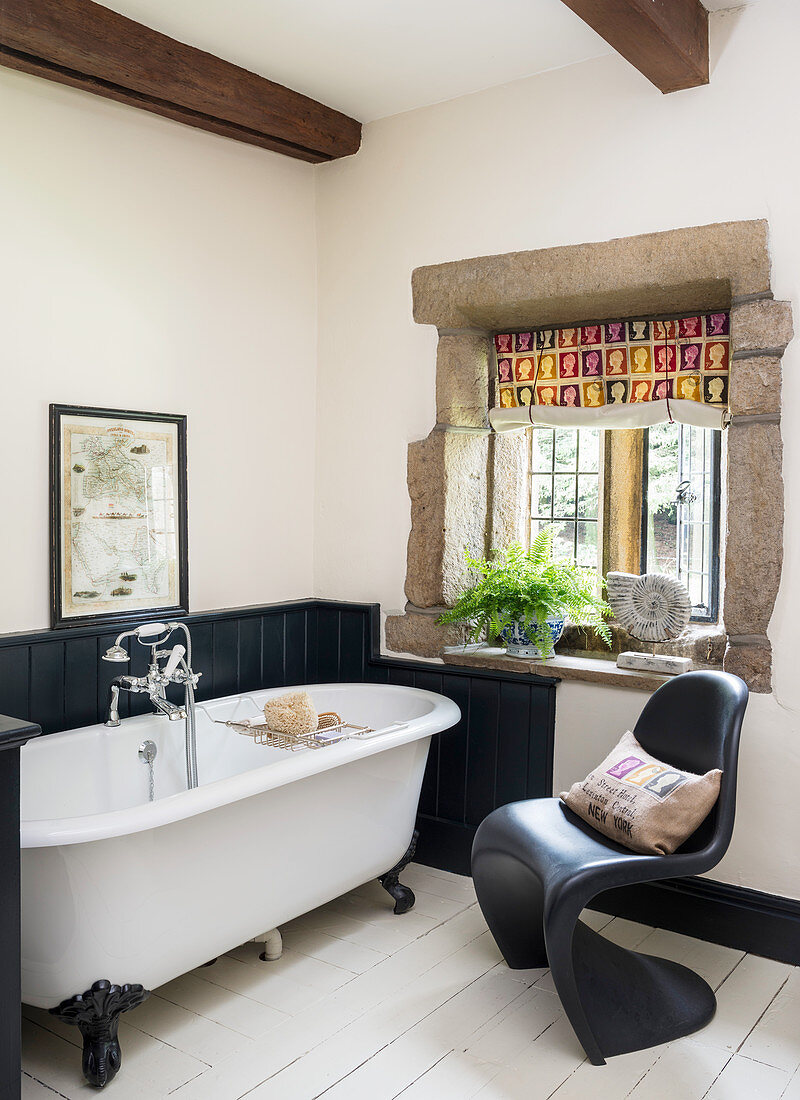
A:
[560,730,722,855]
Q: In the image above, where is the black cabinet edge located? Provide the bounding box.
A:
[0,715,41,749]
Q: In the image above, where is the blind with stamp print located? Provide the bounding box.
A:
[489,312,731,432]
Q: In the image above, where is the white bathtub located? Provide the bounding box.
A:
[20,682,460,1009]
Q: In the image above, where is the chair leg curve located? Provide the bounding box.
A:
[545,909,717,1064]
[543,903,606,1065]
[471,849,548,969]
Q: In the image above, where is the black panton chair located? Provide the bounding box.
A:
[471,670,749,1066]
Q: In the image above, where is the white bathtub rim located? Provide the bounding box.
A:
[21,683,460,848]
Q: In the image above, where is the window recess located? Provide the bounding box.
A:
[529,423,721,624]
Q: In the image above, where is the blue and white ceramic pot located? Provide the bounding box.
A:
[501,616,565,659]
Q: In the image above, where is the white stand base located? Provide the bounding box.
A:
[252,928,283,961]
[616,652,693,676]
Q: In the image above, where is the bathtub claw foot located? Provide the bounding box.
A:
[49,979,149,1088]
[379,829,418,914]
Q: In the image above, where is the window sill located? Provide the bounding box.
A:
[442,646,683,692]
[557,622,726,666]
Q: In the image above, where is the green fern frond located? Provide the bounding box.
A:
[438,527,613,658]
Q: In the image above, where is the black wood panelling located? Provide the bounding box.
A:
[0,599,558,875]
[465,678,501,828]
[437,675,471,823]
[285,611,309,685]
[0,601,322,735]
[316,606,340,683]
[261,613,285,688]
[213,619,239,700]
[64,636,97,731]
[0,649,28,724]
[0,718,42,1096]
[238,617,262,694]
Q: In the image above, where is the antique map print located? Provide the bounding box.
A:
[61,415,180,619]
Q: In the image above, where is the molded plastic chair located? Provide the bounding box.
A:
[471,670,748,1065]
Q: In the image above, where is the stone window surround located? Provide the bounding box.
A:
[384,221,793,694]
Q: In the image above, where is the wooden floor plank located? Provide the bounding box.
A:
[171,907,489,1100]
[471,1015,588,1099]
[278,927,389,973]
[153,972,289,1038]
[22,1074,69,1099]
[318,966,529,1099]
[189,952,350,1016]
[704,1053,790,1099]
[626,1040,730,1099]
[243,932,502,1099]
[634,927,745,992]
[690,954,791,1054]
[465,986,562,1068]
[398,1051,500,1099]
[738,968,800,1072]
[21,868,800,1100]
[546,1045,657,1100]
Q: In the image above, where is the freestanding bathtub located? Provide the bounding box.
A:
[21,682,460,1085]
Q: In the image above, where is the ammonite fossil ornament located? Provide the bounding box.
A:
[607,572,691,644]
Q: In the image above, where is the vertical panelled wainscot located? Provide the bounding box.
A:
[0,716,41,1099]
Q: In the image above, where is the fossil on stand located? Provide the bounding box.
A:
[607,572,692,676]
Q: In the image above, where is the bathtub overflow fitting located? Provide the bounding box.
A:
[138,740,157,765]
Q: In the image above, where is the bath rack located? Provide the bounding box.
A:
[214,711,375,750]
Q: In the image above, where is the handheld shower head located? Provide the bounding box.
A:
[101,622,177,664]
[102,644,130,663]
[135,622,171,642]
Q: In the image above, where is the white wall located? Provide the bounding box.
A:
[314,0,800,899]
[0,69,318,633]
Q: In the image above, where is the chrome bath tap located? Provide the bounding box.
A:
[102,622,202,789]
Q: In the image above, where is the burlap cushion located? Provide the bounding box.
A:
[560,730,722,856]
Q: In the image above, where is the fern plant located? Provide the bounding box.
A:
[438,527,612,657]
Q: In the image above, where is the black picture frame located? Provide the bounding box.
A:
[49,404,189,630]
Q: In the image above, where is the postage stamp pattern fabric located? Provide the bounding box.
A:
[495,312,730,412]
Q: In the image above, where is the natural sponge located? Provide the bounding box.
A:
[262,691,318,737]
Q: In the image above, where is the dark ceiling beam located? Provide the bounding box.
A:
[559,0,709,93]
[0,0,361,162]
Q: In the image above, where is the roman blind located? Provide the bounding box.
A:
[490,312,730,432]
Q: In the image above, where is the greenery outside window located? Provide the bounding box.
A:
[530,427,601,570]
[529,423,721,624]
[642,423,721,622]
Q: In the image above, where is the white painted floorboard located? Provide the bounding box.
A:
[21,864,800,1099]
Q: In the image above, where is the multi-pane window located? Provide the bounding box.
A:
[642,422,721,622]
[530,427,601,570]
[529,423,721,623]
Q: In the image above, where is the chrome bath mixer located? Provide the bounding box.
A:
[102,622,201,790]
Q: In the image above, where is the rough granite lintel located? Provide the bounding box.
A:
[413,220,769,329]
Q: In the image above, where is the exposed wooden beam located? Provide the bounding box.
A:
[560,0,709,93]
[0,0,361,162]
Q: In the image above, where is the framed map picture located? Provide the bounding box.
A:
[50,404,188,629]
